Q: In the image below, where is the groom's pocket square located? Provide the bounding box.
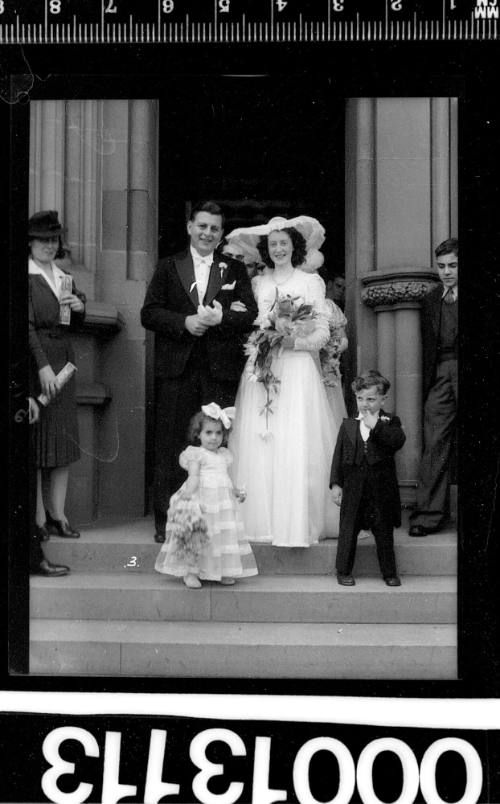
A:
[221,281,236,290]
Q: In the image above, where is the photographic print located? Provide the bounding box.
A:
[2,0,500,801]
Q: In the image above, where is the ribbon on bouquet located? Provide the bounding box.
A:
[201,403,236,430]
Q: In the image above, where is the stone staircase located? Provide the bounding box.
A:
[30,516,457,679]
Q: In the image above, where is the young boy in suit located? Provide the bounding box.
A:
[330,370,406,587]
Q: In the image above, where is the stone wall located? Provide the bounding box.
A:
[29,99,158,524]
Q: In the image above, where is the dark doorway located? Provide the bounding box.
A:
[157,75,345,266]
[145,75,345,508]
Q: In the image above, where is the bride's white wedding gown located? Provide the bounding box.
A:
[230,268,346,547]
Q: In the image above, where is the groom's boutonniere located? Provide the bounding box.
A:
[219,261,228,279]
[380,415,391,422]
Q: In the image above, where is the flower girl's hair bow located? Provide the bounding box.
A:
[201,403,236,430]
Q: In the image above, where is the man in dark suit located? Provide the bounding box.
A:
[330,370,405,586]
[141,201,257,542]
[409,238,458,537]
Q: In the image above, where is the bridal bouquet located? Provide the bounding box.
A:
[244,289,318,432]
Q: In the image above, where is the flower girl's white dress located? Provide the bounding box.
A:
[155,446,258,579]
[230,269,345,547]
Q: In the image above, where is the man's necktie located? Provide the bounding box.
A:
[443,289,456,304]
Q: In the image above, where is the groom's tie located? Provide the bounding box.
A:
[443,288,456,304]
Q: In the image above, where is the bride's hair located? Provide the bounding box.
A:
[187,412,230,447]
[257,226,307,269]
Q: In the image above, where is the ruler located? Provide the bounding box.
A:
[0,0,498,44]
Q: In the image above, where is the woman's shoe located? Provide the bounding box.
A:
[46,511,80,538]
[220,577,236,585]
[35,524,50,542]
[183,574,202,589]
[30,559,70,577]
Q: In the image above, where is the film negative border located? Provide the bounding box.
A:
[0,0,499,44]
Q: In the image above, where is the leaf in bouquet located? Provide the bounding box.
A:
[290,303,314,321]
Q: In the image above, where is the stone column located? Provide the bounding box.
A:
[96,99,159,519]
[64,100,100,290]
[127,99,158,281]
[344,98,377,388]
[431,97,451,259]
[361,271,440,504]
[29,100,66,215]
[29,100,98,524]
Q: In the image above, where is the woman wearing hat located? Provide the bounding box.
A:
[227,215,347,547]
[28,210,86,540]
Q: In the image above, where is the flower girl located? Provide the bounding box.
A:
[155,403,258,588]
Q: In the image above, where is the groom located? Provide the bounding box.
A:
[141,201,257,542]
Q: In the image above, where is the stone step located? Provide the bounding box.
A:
[43,516,457,576]
[30,619,457,679]
[30,573,456,624]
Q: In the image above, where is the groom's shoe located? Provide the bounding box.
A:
[409,524,436,537]
[337,574,355,586]
[384,576,402,587]
[154,531,166,543]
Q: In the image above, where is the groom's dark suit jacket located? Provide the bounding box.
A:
[141,248,257,382]
[330,412,405,535]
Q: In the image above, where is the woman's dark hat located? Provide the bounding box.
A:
[28,210,64,238]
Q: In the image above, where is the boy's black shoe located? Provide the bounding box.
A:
[384,576,401,586]
[337,574,355,586]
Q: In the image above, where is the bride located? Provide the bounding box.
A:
[227,215,347,547]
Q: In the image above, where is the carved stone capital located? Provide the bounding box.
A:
[360,269,441,309]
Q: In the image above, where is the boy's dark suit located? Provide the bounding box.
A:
[141,249,257,532]
[330,412,405,578]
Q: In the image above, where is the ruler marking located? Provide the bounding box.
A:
[4,7,500,44]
